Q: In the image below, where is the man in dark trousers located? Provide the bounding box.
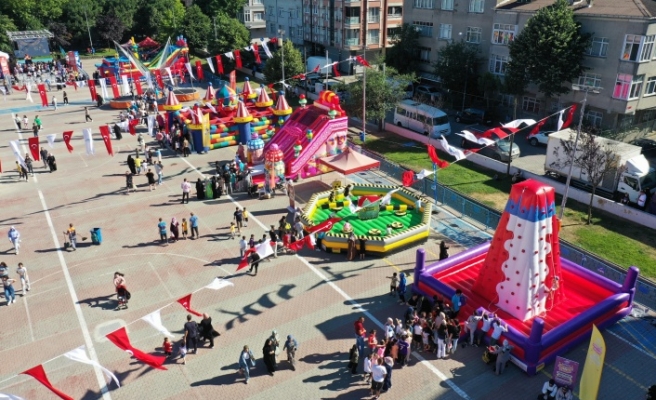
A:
[184,314,199,354]
[249,252,261,276]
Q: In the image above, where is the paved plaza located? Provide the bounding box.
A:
[1,69,655,400]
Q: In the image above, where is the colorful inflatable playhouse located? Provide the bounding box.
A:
[300,183,431,254]
[413,179,638,375]
[261,90,348,179]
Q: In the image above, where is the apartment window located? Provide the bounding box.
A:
[268,6,274,15]
[439,24,452,40]
[269,23,275,33]
[252,0,263,4]
[335,30,342,46]
[469,0,484,13]
[585,110,603,127]
[629,75,644,99]
[498,94,514,107]
[492,24,515,45]
[388,6,402,17]
[368,8,380,23]
[577,73,602,89]
[645,76,656,96]
[586,37,608,57]
[522,97,540,114]
[387,27,401,40]
[464,27,482,44]
[367,29,380,45]
[441,0,454,10]
[621,34,654,62]
[243,11,251,22]
[414,0,434,8]
[253,11,264,21]
[289,26,296,38]
[419,47,431,64]
[313,5,318,14]
[642,36,655,61]
[413,21,433,38]
[613,74,632,99]
[488,55,508,75]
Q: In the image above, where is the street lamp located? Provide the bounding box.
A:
[362,45,367,141]
[558,83,602,220]
[84,7,94,52]
[279,30,285,83]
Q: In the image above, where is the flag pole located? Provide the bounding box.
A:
[433,161,438,205]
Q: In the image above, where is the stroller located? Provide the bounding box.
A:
[116,286,130,310]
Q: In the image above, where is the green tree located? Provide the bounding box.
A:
[434,41,480,109]
[385,24,420,74]
[182,5,212,53]
[341,61,414,130]
[131,0,186,42]
[48,22,71,47]
[208,12,249,55]
[478,72,501,109]
[508,0,591,98]
[96,12,126,47]
[101,0,140,32]
[60,0,103,48]
[502,60,529,119]
[194,0,247,20]
[0,0,67,30]
[263,39,304,85]
[0,13,17,55]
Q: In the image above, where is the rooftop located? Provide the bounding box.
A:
[496,0,656,19]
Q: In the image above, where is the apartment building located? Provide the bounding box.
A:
[239,0,268,40]
[264,0,403,72]
[404,0,656,129]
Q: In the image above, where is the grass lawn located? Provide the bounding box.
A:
[356,132,656,279]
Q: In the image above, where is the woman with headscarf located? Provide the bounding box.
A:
[268,330,280,362]
[196,178,205,200]
[282,334,299,370]
[211,176,220,199]
[439,240,450,260]
[262,338,276,375]
[127,155,136,175]
[347,344,359,374]
[346,232,357,261]
[170,218,180,242]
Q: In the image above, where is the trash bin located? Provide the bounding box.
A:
[90,228,102,245]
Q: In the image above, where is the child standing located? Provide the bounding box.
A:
[248,234,256,249]
[163,337,173,357]
[230,222,236,239]
[16,263,30,294]
[178,339,187,365]
[387,272,398,296]
[363,353,373,384]
[243,207,249,227]
[181,218,188,240]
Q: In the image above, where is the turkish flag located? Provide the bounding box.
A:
[99,125,114,156]
[402,170,416,187]
[529,119,547,135]
[215,55,224,75]
[106,327,167,370]
[28,137,40,161]
[355,55,371,67]
[62,130,74,153]
[128,119,139,135]
[332,63,340,77]
[253,43,262,64]
[177,293,203,316]
[88,79,97,101]
[312,64,320,73]
[427,145,449,169]
[154,69,164,89]
[195,60,204,81]
[306,217,341,234]
[37,83,48,107]
[134,78,143,95]
[234,50,242,68]
[108,75,120,98]
[21,364,73,400]
[237,248,256,270]
[562,104,578,129]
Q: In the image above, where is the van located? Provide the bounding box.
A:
[394,100,451,137]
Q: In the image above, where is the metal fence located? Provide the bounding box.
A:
[349,143,656,309]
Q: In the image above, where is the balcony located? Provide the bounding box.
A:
[344,16,360,25]
[387,13,402,19]
[345,38,360,46]
[344,0,360,3]
[368,16,380,23]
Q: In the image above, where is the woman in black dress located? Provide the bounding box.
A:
[262,339,276,375]
[196,178,205,200]
[439,241,450,260]
[127,155,136,175]
[170,218,180,242]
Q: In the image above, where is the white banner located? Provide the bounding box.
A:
[25,83,33,103]
[224,52,234,60]
[185,62,195,80]
[206,57,215,74]
[206,278,234,291]
[147,115,155,136]
[121,75,130,95]
[46,134,57,148]
[0,393,25,400]
[145,72,154,90]
[99,78,109,99]
[63,346,120,388]
[164,67,174,87]
[82,128,94,155]
[261,41,273,59]
[9,140,27,169]
[142,309,175,338]
[456,130,496,146]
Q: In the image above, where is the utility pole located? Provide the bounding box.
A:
[280,30,285,83]
[362,46,367,140]
[84,8,94,51]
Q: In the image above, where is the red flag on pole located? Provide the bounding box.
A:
[99,125,114,156]
[562,104,578,129]
[88,79,97,101]
[427,145,449,169]
[253,43,262,64]
[37,83,48,107]
[234,50,242,68]
[128,119,138,135]
[177,294,203,316]
[216,55,224,75]
[106,327,167,370]
[28,137,40,161]
[311,64,320,73]
[332,63,340,77]
[355,56,371,67]
[134,78,143,95]
[154,69,164,89]
[108,75,120,98]
[21,364,74,400]
[529,119,547,135]
[195,60,204,81]
[63,131,74,153]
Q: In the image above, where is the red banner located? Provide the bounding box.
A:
[21,364,73,400]
[37,83,48,107]
[229,71,236,91]
[88,79,97,101]
[0,55,10,77]
[427,145,449,169]
[562,105,578,130]
[177,294,203,316]
[234,49,242,68]
[63,131,74,153]
[67,51,78,72]
[108,75,120,99]
[128,119,138,135]
[195,60,204,81]
[134,78,143,95]
[215,55,224,75]
[99,125,114,156]
[252,43,262,64]
[28,137,40,161]
[106,327,167,370]
[306,217,342,234]
[333,63,341,77]
[154,69,164,89]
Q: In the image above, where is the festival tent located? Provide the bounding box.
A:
[138,37,159,48]
[318,147,380,175]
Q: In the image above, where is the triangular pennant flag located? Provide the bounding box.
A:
[261,40,273,58]
[562,105,577,130]
[177,293,203,316]
[20,365,73,400]
[9,140,27,170]
[141,309,175,338]
[164,67,174,87]
[63,346,120,388]
[0,392,26,400]
[82,128,94,155]
[557,109,566,131]
[46,134,57,148]
[206,57,215,74]
[206,278,235,291]
[435,135,466,160]
[224,52,234,60]
[252,43,262,64]
[234,50,242,68]
[106,327,167,370]
[185,62,195,80]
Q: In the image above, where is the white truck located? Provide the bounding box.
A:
[306,56,332,75]
[544,129,656,202]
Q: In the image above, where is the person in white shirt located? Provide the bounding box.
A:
[465,311,483,346]
[239,236,247,257]
[541,378,558,400]
[490,319,508,346]
[363,353,373,384]
[384,318,395,340]
[637,190,647,209]
[370,357,387,399]
[181,178,191,204]
[555,386,573,400]
[8,226,20,255]
[475,313,493,346]
[16,262,30,293]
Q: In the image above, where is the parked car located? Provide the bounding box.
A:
[526,130,554,146]
[414,85,442,102]
[630,138,656,158]
[455,108,498,126]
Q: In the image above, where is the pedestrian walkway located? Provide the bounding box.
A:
[0,100,92,115]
